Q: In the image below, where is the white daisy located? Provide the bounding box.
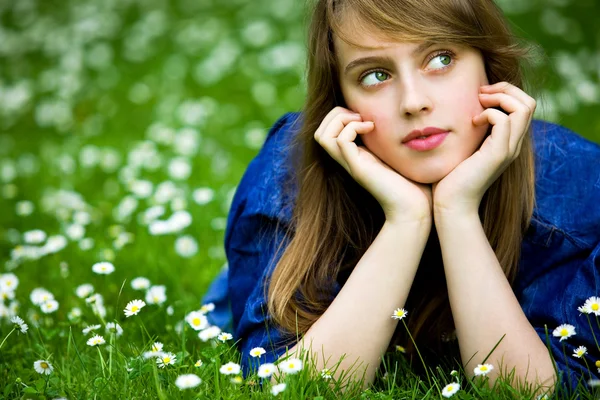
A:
[67,307,82,321]
[217,332,233,342]
[321,368,332,380]
[106,322,123,337]
[87,334,106,346]
[124,299,146,317]
[249,347,266,358]
[442,382,460,398]
[131,277,150,290]
[41,299,59,314]
[279,358,303,374]
[573,346,587,358]
[552,324,576,341]
[230,376,243,384]
[198,325,221,342]
[92,261,115,275]
[185,311,208,331]
[391,308,408,320]
[23,230,47,244]
[30,288,54,306]
[174,235,198,258]
[151,342,164,353]
[0,273,19,292]
[582,297,600,316]
[219,362,241,375]
[145,285,167,305]
[271,383,286,396]
[75,283,94,298]
[82,324,101,335]
[257,363,276,378]
[200,302,215,314]
[10,315,28,334]
[33,359,54,375]
[195,359,203,367]
[473,363,494,376]
[156,352,176,368]
[174,374,201,390]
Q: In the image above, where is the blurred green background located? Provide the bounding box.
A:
[0,0,599,301]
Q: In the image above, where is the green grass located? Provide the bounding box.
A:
[0,0,599,398]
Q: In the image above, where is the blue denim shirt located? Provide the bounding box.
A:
[203,112,600,394]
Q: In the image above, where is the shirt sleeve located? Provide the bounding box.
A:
[525,237,600,395]
[224,113,299,376]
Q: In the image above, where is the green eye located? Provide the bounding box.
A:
[428,52,454,70]
[440,55,451,65]
[361,70,390,87]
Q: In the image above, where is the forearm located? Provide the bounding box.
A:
[278,219,431,387]
[435,212,556,391]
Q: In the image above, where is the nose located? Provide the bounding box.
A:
[397,74,432,116]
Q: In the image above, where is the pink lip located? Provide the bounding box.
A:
[403,132,449,151]
[402,127,448,143]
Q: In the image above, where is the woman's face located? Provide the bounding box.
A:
[334,30,490,184]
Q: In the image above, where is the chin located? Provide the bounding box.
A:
[396,164,449,185]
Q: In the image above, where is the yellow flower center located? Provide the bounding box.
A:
[227,367,232,371]
[592,304,599,311]
[481,366,488,371]
[6,281,12,287]
[560,328,568,336]
[192,317,200,326]
[596,360,600,368]
[289,363,295,368]
[131,306,138,312]
[153,296,159,302]
[164,357,171,363]
[41,362,48,369]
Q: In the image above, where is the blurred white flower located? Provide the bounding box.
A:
[279,358,302,374]
[175,374,201,390]
[42,235,68,254]
[106,322,123,337]
[200,303,215,314]
[130,180,154,199]
[473,364,494,376]
[153,181,178,204]
[79,237,95,251]
[168,157,192,180]
[0,273,19,292]
[75,283,94,298]
[65,224,85,241]
[82,324,101,334]
[113,195,138,222]
[250,347,266,358]
[87,334,106,346]
[175,235,198,258]
[258,363,276,378]
[139,205,165,225]
[198,326,221,342]
[145,285,167,305]
[217,332,233,342]
[41,299,59,314]
[23,230,46,244]
[192,187,214,205]
[131,277,151,290]
[219,362,240,375]
[185,311,208,331]
[92,261,115,275]
[10,315,28,334]
[156,352,176,368]
[271,383,286,396]
[442,382,460,398]
[16,200,34,216]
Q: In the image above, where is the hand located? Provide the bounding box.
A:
[314,107,433,224]
[431,82,536,218]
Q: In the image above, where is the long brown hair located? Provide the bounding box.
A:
[266,0,538,364]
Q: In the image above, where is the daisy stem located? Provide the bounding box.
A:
[582,357,593,381]
[152,363,167,400]
[561,342,571,382]
[401,319,434,388]
[0,326,16,352]
[97,346,106,378]
[586,314,600,352]
[108,333,114,377]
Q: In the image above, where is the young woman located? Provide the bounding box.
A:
[203,0,600,395]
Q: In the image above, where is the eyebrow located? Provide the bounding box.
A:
[343,41,436,76]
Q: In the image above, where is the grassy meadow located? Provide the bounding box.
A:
[1,0,599,398]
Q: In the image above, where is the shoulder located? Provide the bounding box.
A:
[529,119,600,248]
[229,112,302,224]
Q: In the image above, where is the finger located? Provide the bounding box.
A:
[336,121,375,174]
[315,108,361,140]
[473,108,511,155]
[480,82,537,116]
[478,92,532,151]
